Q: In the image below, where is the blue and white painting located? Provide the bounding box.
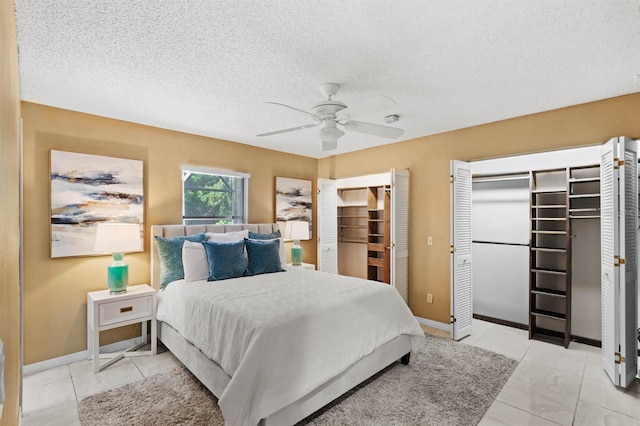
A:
[50,150,144,258]
[275,177,312,236]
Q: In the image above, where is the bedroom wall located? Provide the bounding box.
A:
[21,102,318,364]
[318,92,640,325]
[0,0,22,424]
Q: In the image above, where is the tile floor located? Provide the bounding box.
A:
[21,320,640,425]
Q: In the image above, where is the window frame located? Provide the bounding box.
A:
[181,165,250,225]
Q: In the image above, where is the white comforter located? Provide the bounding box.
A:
[156,267,424,426]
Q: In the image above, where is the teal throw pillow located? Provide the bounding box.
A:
[203,240,248,281]
[248,229,281,240]
[245,238,284,276]
[155,233,206,288]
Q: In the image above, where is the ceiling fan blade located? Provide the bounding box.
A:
[341,120,404,139]
[322,139,338,151]
[257,122,320,137]
[336,95,396,121]
[265,102,320,120]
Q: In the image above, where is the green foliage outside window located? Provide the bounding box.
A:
[183,172,244,224]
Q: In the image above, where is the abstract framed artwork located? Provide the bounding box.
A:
[275,177,312,237]
[50,150,144,258]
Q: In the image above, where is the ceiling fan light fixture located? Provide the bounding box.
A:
[320,126,344,141]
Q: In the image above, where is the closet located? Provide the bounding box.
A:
[451,137,638,388]
[317,169,409,303]
[337,185,391,281]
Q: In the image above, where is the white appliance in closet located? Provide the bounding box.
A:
[317,169,410,304]
[451,136,638,388]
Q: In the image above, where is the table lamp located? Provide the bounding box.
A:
[94,223,142,294]
[285,221,310,266]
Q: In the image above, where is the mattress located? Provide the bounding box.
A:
[156,267,423,426]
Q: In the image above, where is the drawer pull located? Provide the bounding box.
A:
[120,306,133,313]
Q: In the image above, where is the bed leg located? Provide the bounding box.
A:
[400,352,410,365]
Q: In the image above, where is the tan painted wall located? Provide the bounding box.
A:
[319,93,640,324]
[22,102,317,364]
[21,91,640,363]
[0,0,22,424]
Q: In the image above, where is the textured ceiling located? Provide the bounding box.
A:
[14,1,640,158]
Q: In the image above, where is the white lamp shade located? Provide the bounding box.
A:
[284,220,310,241]
[94,223,142,253]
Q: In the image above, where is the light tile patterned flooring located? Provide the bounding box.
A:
[22,320,640,425]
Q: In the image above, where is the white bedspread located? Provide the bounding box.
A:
[157,267,424,426]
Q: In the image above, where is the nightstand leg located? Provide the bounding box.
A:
[93,327,100,373]
[151,319,157,355]
[87,325,92,361]
[142,320,148,345]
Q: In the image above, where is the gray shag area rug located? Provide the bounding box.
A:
[78,334,517,426]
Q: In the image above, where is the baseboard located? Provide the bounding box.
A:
[474,315,602,348]
[473,314,528,330]
[23,336,144,375]
[415,316,451,332]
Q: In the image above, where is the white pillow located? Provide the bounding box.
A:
[206,229,249,242]
[247,237,286,268]
[182,241,209,282]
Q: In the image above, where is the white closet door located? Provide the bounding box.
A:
[317,178,338,274]
[619,137,637,387]
[600,137,638,388]
[600,137,618,384]
[450,160,473,340]
[391,169,410,304]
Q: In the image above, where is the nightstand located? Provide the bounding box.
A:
[87,284,157,373]
[287,262,315,270]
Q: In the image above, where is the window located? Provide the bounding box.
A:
[182,166,249,225]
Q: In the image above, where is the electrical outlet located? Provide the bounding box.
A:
[427,293,433,303]
[427,236,433,246]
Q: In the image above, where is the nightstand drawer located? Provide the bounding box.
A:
[99,296,153,327]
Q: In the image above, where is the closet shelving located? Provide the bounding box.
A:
[367,185,391,283]
[338,187,368,244]
[529,168,572,348]
[568,165,601,220]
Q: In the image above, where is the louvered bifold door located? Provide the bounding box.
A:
[619,137,637,388]
[317,178,338,274]
[601,138,619,385]
[450,160,473,340]
[601,137,638,388]
[391,168,410,304]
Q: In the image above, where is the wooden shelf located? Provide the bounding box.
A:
[569,208,599,212]
[534,218,566,221]
[569,177,600,183]
[532,205,567,208]
[569,193,600,199]
[532,267,567,275]
[531,287,567,297]
[531,309,566,321]
[339,238,367,244]
[531,247,566,253]
[532,230,567,235]
[338,215,368,218]
[532,189,567,194]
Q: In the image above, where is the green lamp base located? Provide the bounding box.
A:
[108,253,129,294]
[291,241,302,266]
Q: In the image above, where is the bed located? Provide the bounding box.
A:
[151,223,424,426]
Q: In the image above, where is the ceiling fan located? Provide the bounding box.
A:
[257,83,404,151]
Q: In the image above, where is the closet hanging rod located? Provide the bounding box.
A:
[472,173,530,183]
[472,240,529,247]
